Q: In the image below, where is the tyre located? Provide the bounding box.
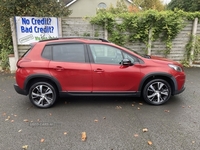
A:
[143,79,171,105]
[29,82,57,108]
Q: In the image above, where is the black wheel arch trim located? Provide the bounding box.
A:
[138,72,177,95]
[24,74,62,93]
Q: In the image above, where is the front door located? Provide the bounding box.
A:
[89,44,141,92]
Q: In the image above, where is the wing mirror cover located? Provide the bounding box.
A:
[121,58,132,66]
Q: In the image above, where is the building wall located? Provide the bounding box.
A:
[68,0,131,17]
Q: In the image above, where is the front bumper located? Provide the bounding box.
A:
[14,84,28,95]
[173,86,185,95]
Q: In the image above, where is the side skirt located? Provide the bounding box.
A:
[59,91,141,97]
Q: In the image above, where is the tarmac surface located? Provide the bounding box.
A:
[0,67,200,150]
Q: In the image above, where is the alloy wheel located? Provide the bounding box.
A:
[29,82,57,108]
[143,79,171,105]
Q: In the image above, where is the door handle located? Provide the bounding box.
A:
[54,66,64,71]
[94,68,104,73]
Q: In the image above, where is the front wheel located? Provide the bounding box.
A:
[143,79,171,105]
[29,82,57,108]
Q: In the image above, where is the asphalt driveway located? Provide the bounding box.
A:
[0,67,200,150]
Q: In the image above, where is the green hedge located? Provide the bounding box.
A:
[90,10,200,63]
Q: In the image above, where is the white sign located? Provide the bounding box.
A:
[15,16,59,45]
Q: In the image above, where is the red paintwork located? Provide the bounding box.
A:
[91,63,142,91]
[49,61,92,91]
[15,38,186,94]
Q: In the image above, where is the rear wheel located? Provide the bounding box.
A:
[143,79,171,105]
[29,82,57,108]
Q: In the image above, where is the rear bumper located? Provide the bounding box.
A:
[14,84,27,95]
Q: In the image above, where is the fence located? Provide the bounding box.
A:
[13,17,200,67]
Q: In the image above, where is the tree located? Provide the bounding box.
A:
[0,0,71,68]
[106,0,128,14]
[167,0,200,12]
[133,0,165,11]
[128,5,141,13]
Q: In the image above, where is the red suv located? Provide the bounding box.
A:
[14,37,185,108]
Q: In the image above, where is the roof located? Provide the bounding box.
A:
[62,0,77,7]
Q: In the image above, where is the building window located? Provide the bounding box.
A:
[98,2,107,9]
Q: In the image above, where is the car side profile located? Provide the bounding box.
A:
[14,37,186,108]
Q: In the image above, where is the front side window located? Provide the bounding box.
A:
[89,44,123,65]
[122,52,137,64]
[52,44,85,63]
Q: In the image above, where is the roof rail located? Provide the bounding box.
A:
[39,37,110,42]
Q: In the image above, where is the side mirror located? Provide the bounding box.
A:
[121,58,132,66]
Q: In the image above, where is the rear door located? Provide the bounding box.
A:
[48,43,92,92]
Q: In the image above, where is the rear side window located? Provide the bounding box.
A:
[52,44,85,63]
[42,46,52,60]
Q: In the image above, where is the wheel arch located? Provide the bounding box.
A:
[138,72,177,96]
[24,74,62,94]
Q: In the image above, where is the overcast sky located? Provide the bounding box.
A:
[163,0,171,4]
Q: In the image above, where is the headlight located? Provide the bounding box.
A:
[168,64,183,72]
